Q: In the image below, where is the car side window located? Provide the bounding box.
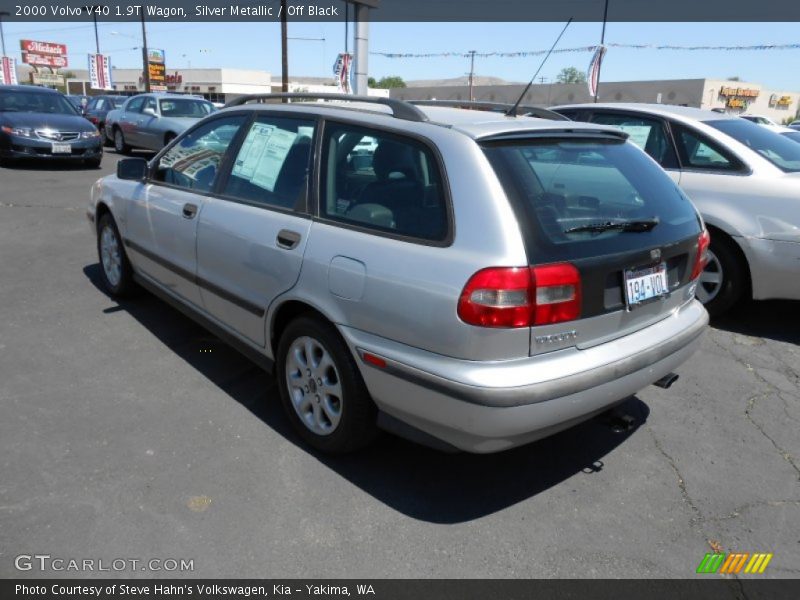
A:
[321,124,448,242]
[589,113,679,169]
[143,97,157,114]
[152,116,247,193]
[222,116,315,211]
[126,97,144,113]
[670,123,743,172]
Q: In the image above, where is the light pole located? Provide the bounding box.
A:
[0,11,10,57]
[594,0,610,103]
[281,0,288,95]
[140,11,150,92]
[87,5,106,54]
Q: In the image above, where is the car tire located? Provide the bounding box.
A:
[114,128,131,155]
[276,316,379,454]
[164,132,176,147]
[696,233,748,317]
[97,213,135,297]
[100,125,113,147]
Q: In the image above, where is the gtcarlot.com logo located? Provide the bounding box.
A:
[14,554,194,572]
[696,552,773,574]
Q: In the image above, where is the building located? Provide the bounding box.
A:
[13,64,389,103]
[392,78,800,123]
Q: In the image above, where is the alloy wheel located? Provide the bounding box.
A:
[284,336,343,436]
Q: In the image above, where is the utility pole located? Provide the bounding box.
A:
[594,0,609,103]
[468,50,476,101]
[140,10,150,92]
[88,5,104,54]
[281,0,288,96]
[0,11,9,56]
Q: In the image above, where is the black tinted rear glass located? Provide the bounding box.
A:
[483,137,702,262]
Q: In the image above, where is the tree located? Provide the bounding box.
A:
[373,76,407,89]
[727,76,741,81]
[368,77,376,87]
[556,67,586,84]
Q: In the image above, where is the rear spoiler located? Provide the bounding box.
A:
[477,128,630,143]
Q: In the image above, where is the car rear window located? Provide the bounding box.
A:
[482,137,702,263]
[704,118,800,172]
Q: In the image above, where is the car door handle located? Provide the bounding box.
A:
[182,203,198,219]
[276,229,301,249]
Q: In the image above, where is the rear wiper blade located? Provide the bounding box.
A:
[564,218,660,234]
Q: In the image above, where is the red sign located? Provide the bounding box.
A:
[20,39,69,68]
[21,53,68,68]
[21,40,67,57]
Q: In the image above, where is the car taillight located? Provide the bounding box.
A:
[457,263,581,328]
[690,229,711,280]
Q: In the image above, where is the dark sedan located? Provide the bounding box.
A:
[83,95,127,146]
[0,85,103,167]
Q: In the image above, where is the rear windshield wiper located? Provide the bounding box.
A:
[564,218,659,234]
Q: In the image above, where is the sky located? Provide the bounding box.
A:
[2,20,799,90]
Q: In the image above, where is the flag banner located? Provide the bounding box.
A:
[587,44,607,97]
[333,53,353,94]
[1,56,17,85]
[88,53,113,90]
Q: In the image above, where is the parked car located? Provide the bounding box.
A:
[105,93,215,153]
[0,85,103,167]
[65,94,90,114]
[780,129,800,144]
[552,103,800,316]
[739,114,779,127]
[83,95,127,145]
[88,94,708,454]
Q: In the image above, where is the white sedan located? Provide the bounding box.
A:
[552,103,800,316]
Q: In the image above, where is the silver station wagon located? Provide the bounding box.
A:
[88,94,709,454]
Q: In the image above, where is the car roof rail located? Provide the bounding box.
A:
[408,99,569,121]
[222,93,429,123]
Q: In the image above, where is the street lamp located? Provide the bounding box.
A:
[0,11,10,57]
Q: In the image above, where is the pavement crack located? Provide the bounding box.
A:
[707,499,800,522]
[0,202,80,210]
[648,428,704,525]
[745,393,800,480]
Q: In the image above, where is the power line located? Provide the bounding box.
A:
[371,42,800,59]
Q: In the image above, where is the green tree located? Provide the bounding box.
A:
[367,76,376,87]
[556,67,586,84]
[373,76,407,89]
[727,76,741,81]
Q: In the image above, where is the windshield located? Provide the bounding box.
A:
[0,91,80,115]
[482,137,700,262]
[705,119,800,173]
[159,98,214,118]
[110,97,126,108]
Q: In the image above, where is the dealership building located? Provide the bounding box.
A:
[392,78,800,122]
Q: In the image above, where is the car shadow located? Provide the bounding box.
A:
[83,263,649,524]
[1,158,102,171]
[711,299,800,345]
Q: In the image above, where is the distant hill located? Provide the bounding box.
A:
[406,75,523,88]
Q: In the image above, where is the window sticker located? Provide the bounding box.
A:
[232,123,298,192]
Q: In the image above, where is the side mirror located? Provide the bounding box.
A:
[117,158,148,181]
[143,107,158,117]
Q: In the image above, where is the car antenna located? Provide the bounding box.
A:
[506,17,573,117]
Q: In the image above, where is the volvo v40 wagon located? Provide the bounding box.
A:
[88,94,708,454]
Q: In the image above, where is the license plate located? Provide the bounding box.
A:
[624,262,668,307]
[51,142,72,154]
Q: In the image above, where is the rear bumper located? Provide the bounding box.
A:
[343,299,708,453]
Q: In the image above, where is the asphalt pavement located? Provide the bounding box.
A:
[0,151,798,579]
